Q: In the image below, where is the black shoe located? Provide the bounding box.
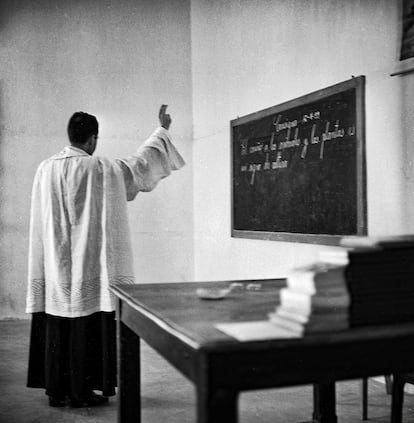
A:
[48,396,67,407]
[69,392,109,408]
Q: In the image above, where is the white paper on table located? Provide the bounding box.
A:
[215,320,300,341]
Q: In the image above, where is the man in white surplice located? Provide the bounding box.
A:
[26,106,185,407]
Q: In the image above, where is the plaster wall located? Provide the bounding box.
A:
[1,0,413,318]
[0,0,193,318]
[190,0,412,281]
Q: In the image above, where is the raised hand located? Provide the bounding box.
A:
[159,104,172,130]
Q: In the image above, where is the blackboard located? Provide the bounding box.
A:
[401,0,414,61]
[231,76,366,245]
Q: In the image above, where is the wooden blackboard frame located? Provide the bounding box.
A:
[230,76,366,245]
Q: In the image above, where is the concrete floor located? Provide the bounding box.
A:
[1,320,414,423]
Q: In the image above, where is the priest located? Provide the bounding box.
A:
[26,105,185,407]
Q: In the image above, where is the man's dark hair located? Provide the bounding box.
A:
[67,112,99,145]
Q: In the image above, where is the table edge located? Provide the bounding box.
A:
[110,284,202,350]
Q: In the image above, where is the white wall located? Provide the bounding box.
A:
[0,0,193,318]
[191,0,411,281]
[2,0,413,318]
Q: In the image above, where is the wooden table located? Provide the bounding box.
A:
[110,279,414,423]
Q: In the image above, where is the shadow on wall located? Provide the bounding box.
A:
[0,0,171,22]
[0,80,17,317]
[0,80,10,315]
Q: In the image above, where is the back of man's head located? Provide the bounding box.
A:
[67,112,98,145]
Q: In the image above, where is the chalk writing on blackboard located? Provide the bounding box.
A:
[239,118,353,180]
[231,76,366,245]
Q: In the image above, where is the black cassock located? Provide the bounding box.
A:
[27,311,116,401]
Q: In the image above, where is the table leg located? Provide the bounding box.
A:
[312,383,337,423]
[391,374,405,423]
[361,378,368,420]
[117,319,141,423]
[196,386,238,423]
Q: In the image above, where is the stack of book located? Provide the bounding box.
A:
[268,262,350,335]
[320,234,414,326]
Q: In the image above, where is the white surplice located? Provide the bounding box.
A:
[26,127,185,318]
